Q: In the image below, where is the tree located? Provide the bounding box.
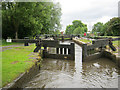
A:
[105,17,120,36]
[92,17,120,36]
[72,20,83,29]
[2,2,62,39]
[92,22,104,35]
[65,25,74,34]
[65,20,88,35]
[73,27,83,34]
[102,22,109,36]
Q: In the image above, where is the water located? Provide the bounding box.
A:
[24,42,120,88]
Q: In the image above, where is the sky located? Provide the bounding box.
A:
[54,0,119,32]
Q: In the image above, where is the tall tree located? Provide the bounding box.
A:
[2,2,62,39]
[2,2,37,39]
[92,17,120,36]
[92,22,104,35]
[105,17,120,36]
[65,25,74,34]
[65,20,88,35]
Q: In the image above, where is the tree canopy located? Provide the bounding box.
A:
[65,20,88,35]
[92,17,120,36]
[2,2,62,39]
[92,22,103,35]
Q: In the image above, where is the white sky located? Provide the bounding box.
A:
[54,0,119,32]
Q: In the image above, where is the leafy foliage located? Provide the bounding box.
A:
[2,2,62,39]
[92,17,120,36]
[106,17,120,36]
[92,22,104,35]
[65,20,88,35]
[65,25,74,34]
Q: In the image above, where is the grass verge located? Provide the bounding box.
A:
[78,39,92,45]
[2,39,23,46]
[2,44,40,87]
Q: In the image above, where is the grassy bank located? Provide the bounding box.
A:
[78,39,92,45]
[2,39,23,46]
[2,44,40,87]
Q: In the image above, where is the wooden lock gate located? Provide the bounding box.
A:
[12,39,75,60]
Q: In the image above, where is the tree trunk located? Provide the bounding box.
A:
[15,30,18,39]
[15,24,19,39]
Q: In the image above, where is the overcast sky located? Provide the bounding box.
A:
[54,0,119,32]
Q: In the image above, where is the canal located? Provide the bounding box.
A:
[24,41,120,88]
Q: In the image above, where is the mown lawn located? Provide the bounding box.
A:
[2,44,40,87]
[2,39,23,46]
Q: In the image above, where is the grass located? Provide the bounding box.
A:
[2,44,40,87]
[2,39,23,46]
[113,41,119,47]
[0,51,2,88]
[79,39,92,45]
[97,36,120,38]
[59,38,71,40]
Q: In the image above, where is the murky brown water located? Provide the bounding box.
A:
[24,42,120,88]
